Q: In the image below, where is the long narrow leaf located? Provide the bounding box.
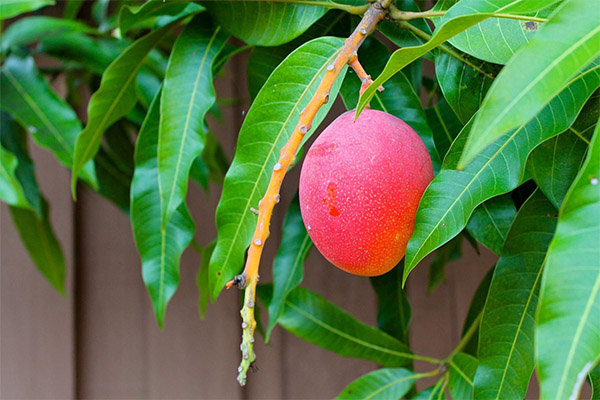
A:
[335,368,420,400]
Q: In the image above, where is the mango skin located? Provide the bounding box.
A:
[299,109,433,276]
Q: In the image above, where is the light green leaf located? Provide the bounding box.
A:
[529,94,599,209]
[410,379,447,400]
[357,0,557,116]
[71,18,183,196]
[9,199,65,295]
[535,120,600,400]
[403,62,600,283]
[266,195,312,341]
[277,287,413,367]
[474,189,557,400]
[449,353,478,400]
[209,37,346,299]
[119,0,204,35]
[370,264,412,344]
[467,194,516,255]
[0,53,96,186]
[458,0,600,168]
[158,15,227,228]
[0,0,54,20]
[130,90,195,328]
[335,368,420,400]
[0,16,95,54]
[197,241,215,320]
[426,97,463,160]
[204,0,328,46]
[340,36,441,173]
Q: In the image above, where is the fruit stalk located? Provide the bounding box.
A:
[226,0,392,386]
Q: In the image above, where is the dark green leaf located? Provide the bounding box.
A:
[449,353,478,400]
[71,18,183,195]
[410,379,447,400]
[466,194,516,255]
[340,36,441,173]
[529,93,599,209]
[0,53,96,186]
[209,37,346,299]
[591,364,600,400]
[474,189,557,400]
[535,120,600,400]
[197,241,215,319]
[370,264,411,344]
[204,0,328,46]
[63,0,83,19]
[277,287,413,367]
[403,62,600,283]
[428,236,462,292]
[119,0,204,35]
[130,89,195,328]
[458,0,600,168]
[335,368,420,400]
[379,0,432,49]
[461,267,494,356]
[9,199,65,295]
[426,97,463,160]
[0,0,54,20]
[158,15,227,228]
[266,196,312,340]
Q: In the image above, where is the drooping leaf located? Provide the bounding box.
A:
[428,235,462,292]
[204,0,328,46]
[71,18,184,195]
[403,62,600,283]
[266,196,312,341]
[119,1,204,35]
[461,267,494,356]
[157,15,227,228]
[276,287,413,367]
[0,0,54,20]
[458,0,600,168]
[9,199,65,295]
[340,36,441,173]
[0,16,95,54]
[0,53,96,186]
[197,241,215,319]
[474,189,557,400]
[357,0,559,116]
[209,37,346,299]
[370,264,411,344]
[335,368,420,400]
[434,48,500,124]
[535,121,600,400]
[529,93,599,209]
[449,353,478,400]
[426,97,463,160]
[130,90,195,328]
[0,140,30,209]
[466,194,517,255]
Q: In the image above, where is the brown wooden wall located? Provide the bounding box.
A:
[0,44,503,400]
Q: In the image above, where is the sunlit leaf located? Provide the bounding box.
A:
[335,368,420,400]
[449,353,478,400]
[0,0,54,20]
[119,0,204,35]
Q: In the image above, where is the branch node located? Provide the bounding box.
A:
[253,238,262,246]
[273,162,282,171]
[250,207,259,215]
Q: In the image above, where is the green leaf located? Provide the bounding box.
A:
[266,195,312,341]
[474,189,557,400]
[535,120,600,400]
[0,0,54,20]
[428,236,462,292]
[0,16,95,54]
[379,0,432,49]
[9,199,66,295]
[0,53,96,186]
[410,379,447,400]
[335,368,420,400]
[204,0,328,46]
[209,37,346,299]
[466,194,516,255]
[277,287,413,367]
[591,363,600,400]
[0,112,41,214]
[458,0,600,168]
[370,264,411,344]
[357,0,557,116]
[529,94,599,209]
[340,36,441,173]
[426,97,463,160]
[403,62,600,283]
[130,89,195,328]
[71,18,183,196]
[449,353,478,400]
[197,241,215,319]
[434,48,500,124]
[119,1,204,35]
[461,267,494,356]
[158,15,227,228]
[63,0,83,19]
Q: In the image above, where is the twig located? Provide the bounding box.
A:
[226,0,392,386]
[348,55,385,99]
